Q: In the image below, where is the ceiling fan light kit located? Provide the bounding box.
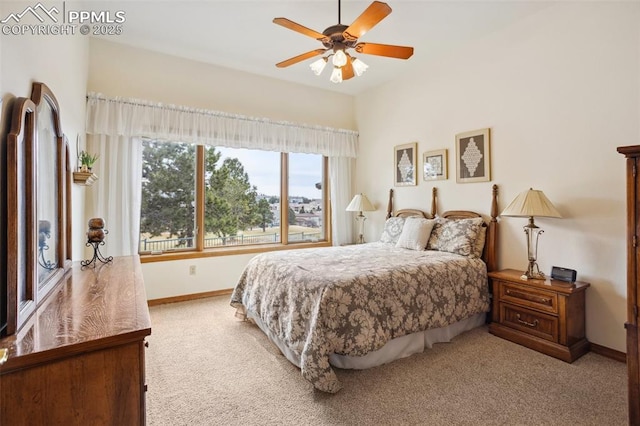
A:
[274,0,414,84]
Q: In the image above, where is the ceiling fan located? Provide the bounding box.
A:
[273,0,414,83]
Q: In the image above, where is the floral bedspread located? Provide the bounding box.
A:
[230,242,489,393]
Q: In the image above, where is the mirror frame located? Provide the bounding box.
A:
[5,82,72,335]
[6,98,37,335]
[30,82,72,302]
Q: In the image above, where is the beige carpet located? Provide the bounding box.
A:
[146,296,627,425]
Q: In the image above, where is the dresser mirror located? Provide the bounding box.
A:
[5,82,72,335]
[6,97,37,335]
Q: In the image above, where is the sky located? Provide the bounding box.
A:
[217,147,323,199]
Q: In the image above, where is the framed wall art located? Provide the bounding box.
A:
[394,142,417,186]
[455,128,491,183]
[423,149,448,181]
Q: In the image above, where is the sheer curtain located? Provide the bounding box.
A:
[86,134,142,256]
[85,94,359,255]
[329,157,354,246]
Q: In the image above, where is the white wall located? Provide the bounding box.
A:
[142,254,257,301]
[0,26,89,262]
[88,38,356,130]
[354,2,640,352]
[87,38,357,300]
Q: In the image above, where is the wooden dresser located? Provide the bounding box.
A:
[617,145,640,425]
[488,269,590,363]
[0,256,151,425]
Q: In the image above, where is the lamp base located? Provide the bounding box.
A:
[523,260,545,280]
[355,213,367,244]
[522,220,545,280]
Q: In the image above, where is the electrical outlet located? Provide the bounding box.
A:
[189,265,196,275]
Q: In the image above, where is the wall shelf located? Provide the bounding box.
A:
[73,171,98,186]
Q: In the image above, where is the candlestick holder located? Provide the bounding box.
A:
[81,218,113,268]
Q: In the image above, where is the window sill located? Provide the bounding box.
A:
[139,241,332,263]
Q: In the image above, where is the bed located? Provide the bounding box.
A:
[230,185,499,393]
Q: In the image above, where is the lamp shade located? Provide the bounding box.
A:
[346,193,375,212]
[501,188,562,218]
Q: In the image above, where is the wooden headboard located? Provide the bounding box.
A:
[386,188,438,219]
[385,185,499,272]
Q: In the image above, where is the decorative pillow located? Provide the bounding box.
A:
[427,217,484,257]
[379,217,406,244]
[395,217,436,251]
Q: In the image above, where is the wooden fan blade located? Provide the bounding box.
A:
[343,1,392,41]
[276,49,326,68]
[273,18,329,42]
[355,42,414,59]
[342,56,355,80]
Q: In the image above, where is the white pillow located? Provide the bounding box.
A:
[395,217,436,251]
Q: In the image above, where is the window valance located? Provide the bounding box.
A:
[85,93,358,158]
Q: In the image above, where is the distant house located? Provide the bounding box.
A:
[294,212,321,228]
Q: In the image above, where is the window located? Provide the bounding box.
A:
[139,140,329,255]
[288,153,325,243]
[139,140,197,252]
[203,147,281,248]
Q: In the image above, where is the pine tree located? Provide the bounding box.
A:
[256,198,274,232]
[140,141,196,246]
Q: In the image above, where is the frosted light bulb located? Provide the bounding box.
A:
[352,58,369,77]
[330,67,343,83]
[309,58,327,76]
[332,50,347,67]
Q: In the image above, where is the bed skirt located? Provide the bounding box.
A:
[245,310,486,370]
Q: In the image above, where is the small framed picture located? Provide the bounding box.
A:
[423,149,448,181]
[455,128,491,183]
[394,142,417,186]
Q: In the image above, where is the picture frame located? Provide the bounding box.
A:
[394,142,417,186]
[455,128,491,183]
[423,149,448,181]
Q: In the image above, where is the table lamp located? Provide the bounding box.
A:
[501,188,562,279]
[346,193,375,244]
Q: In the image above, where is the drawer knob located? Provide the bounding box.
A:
[516,314,539,328]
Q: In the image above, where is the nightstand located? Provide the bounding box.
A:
[488,269,590,363]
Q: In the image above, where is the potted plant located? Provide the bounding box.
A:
[78,150,99,172]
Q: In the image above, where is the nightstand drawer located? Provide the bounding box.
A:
[499,281,558,314]
[501,303,558,342]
